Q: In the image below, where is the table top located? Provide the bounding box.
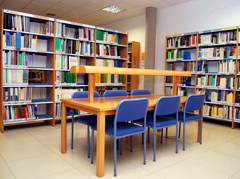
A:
[61,94,187,112]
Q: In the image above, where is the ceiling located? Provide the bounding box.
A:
[0,0,192,26]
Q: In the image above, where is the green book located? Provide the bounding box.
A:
[120,75,123,83]
[96,30,99,40]
[73,73,76,83]
[19,54,23,66]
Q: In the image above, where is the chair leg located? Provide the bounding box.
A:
[183,122,186,151]
[147,127,150,143]
[161,129,163,143]
[166,127,168,138]
[120,138,123,155]
[71,120,74,149]
[178,122,181,138]
[176,123,178,153]
[117,139,119,150]
[130,136,133,152]
[87,125,90,158]
[114,138,117,177]
[144,131,146,165]
[200,120,203,145]
[91,129,94,164]
[153,129,156,162]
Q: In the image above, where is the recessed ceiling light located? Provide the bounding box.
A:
[102,5,125,14]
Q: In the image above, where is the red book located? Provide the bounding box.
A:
[101,74,104,83]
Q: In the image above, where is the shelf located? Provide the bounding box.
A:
[178,85,195,89]
[56,19,95,29]
[55,52,94,58]
[167,46,196,50]
[3,66,54,71]
[96,27,128,35]
[95,83,125,87]
[55,68,70,71]
[197,72,235,75]
[55,84,87,87]
[56,36,94,42]
[3,84,53,87]
[96,40,127,47]
[204,101,233,106]
[198,57,235,61]
[96,56,127,60]
[196,86,234,91]
[198,42,236,47]
[3,47,54,54]
[203,115,232,122]
[3,29,54,37]
[3,101,53,106]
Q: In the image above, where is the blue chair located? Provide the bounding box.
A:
[132,89,151,96]
[132,89,152,143]
[92,98,149,176]
[103,90,128,97]
[71,91,100,158]
[134,96,180,162]
[177,94,204,151]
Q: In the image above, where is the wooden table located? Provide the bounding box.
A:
[61,94,201,178]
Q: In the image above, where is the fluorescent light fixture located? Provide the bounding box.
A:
[102,5,125,14]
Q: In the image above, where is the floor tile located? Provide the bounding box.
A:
[187,150,240,175]
[120,149,182,172]
[41,135,86,154]
[0,155,5,164]
[0,132,38,147]
[0,142,53,162]
[233,170,240,178]
[7,153,74,179]
[229,136,240,145]
[0,163,15,179]
[155,160,230,179]
[39,169,89,179]
[139,173,164,179]
[78,157,150,179]
[210,142,240,158]
[203,130,239,141]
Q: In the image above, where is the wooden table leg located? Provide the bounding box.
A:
[197,109,202,142]
[96,111,106,178]
[61,102,67,154]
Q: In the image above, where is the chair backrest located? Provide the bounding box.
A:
[72,91,100,99]
[115,98,149,123]
[155,96,181,116]
[132,89,151,96]
[103,90,128,97]
[184,94,205,112]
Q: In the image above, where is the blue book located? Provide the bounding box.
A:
[16,33,21,49]
[85,42,87,54]
[34,104,37,119]
[9,106,12,119]
[6,32,10,46]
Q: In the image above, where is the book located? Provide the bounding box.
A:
[3,87,30,103]
[96,30,120,44]
[167,35,197,48]
[3,69,28,85]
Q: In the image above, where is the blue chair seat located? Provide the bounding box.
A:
[92,122,144,136]
[74,115,97,125]
[135,116,176,128]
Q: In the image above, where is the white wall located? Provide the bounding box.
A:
[103,0,240,93]
[156,0,240,93]
[102,14,146,88]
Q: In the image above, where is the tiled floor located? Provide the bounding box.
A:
[1,121,240,179]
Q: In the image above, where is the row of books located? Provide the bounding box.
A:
[177,76,191,86]
[56,22,94,41]
[203,104,232,119]
[206,91,233,103]
[218,60,235,73]
[3,50,28,67]
[167,64,174,70]
[95,59,123,84]
[3,69,28,84]
[236,78,240,89]
[177,88,186,96]
[96,44,120,57]
[55,88,83,101]
[4,13,53,35]
[32,88,47,100]
[199,31,237,45]
[165,87,173,95]
[167,35,197,48]
[167,50,191,60]
[3,32,48,51]
[55,38,94,56]
[3,105,36,122]
[234,108,240,120]
[197,76,234,88]
[55,71,76,84]
[184,61,196,72]
[198,47,236,59]
[96,30,120,44]
[3,87,30,103]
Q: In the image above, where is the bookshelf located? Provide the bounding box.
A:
[164,26,240,128]
[127,41,140,95]
[0,9,128,132]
